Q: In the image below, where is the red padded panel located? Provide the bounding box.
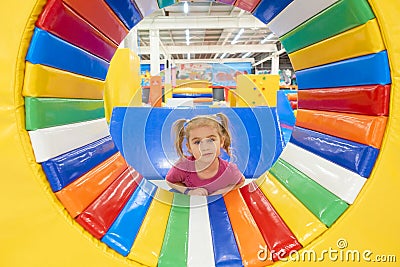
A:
[37,0,118,61]
[75,168,143,239]
[64,0,129,45]
[298,84,390,116]
[235,0,262,12]
[240,183,302,261]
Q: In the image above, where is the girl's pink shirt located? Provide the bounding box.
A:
[166,156,243,194]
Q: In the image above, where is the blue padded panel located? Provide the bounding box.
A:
[253,0,293,24]
[172,94,213,98]
[26,28,109,80]
[207,196,243,267]
[101,179,157,256]
[277,90,296,127]
[281,127,293,145]
[276,90,296,145]
[110,107,281,179]
[42,135,118,192]
[296,51,391,89]
[290,126,379,177]
[269,107,285,163]
[104,0,143,29]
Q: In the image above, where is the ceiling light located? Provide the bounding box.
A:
[242,52,252,58]
[231,28,244,45]
[183,1,189,14]
[261,33,275,44]
[185,29,190,45]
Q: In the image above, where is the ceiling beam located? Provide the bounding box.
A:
[137,15,267,30]
[214,30,233,59]
[208,1,212,15]
[252,48,286,66]
[138,44,277,55]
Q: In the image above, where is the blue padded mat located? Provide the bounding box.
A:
[104,0,143,29]
[42,135,118,192]
[290,126,379,177]
[110,107,282,179]
[253,0,293,24]
[207,196,243,267]
[26,28,109,80]
[101,179,157,256]
[296,51,391,89]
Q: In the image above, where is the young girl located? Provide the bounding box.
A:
[166,113,245,196]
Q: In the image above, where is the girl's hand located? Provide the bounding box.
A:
[187,188,209,196]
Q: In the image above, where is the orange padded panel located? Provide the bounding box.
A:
[296,109,387,148]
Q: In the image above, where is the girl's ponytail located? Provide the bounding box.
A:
[172,119,187,158]
[215,113,232,156]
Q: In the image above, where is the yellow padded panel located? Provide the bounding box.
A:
[164,84,173,104]
[173,87,213,94]
[127,189,173,266]
[175,80,210,88]
[227,88,236,107]
[289,19,385,71]
[23,62,104,99]
[257,173,327,246]
[104,48,141,122]
[236,74,279,107]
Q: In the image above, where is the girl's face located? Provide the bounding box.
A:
[186,125,224,164]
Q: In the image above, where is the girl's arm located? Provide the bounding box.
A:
[166,181,208,196]
[166,181,188,194]
[209,175,245,196]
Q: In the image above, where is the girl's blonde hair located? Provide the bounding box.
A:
[172,113,232,158]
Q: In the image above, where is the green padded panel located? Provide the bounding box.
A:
[158,193,190,267]
[157,0,176,9]
[281,0,375,53]
[269,158,349,227]
[25,97,104,130]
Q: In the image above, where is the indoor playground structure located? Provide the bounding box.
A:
[1,0,400,266]
[166,80,214,107]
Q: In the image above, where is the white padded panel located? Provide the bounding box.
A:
[187,196,215,267]
[28,118,109,162]
[165,98,194,108]
[280,143,366,204]
[134,0,160,17]
[268,0,339,37]
[148,180,172,191]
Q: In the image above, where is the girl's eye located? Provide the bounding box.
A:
[194,141,200,145]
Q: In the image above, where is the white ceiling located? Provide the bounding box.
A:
[126,1,292,70]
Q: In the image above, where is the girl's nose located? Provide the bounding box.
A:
[199,143,217,158]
